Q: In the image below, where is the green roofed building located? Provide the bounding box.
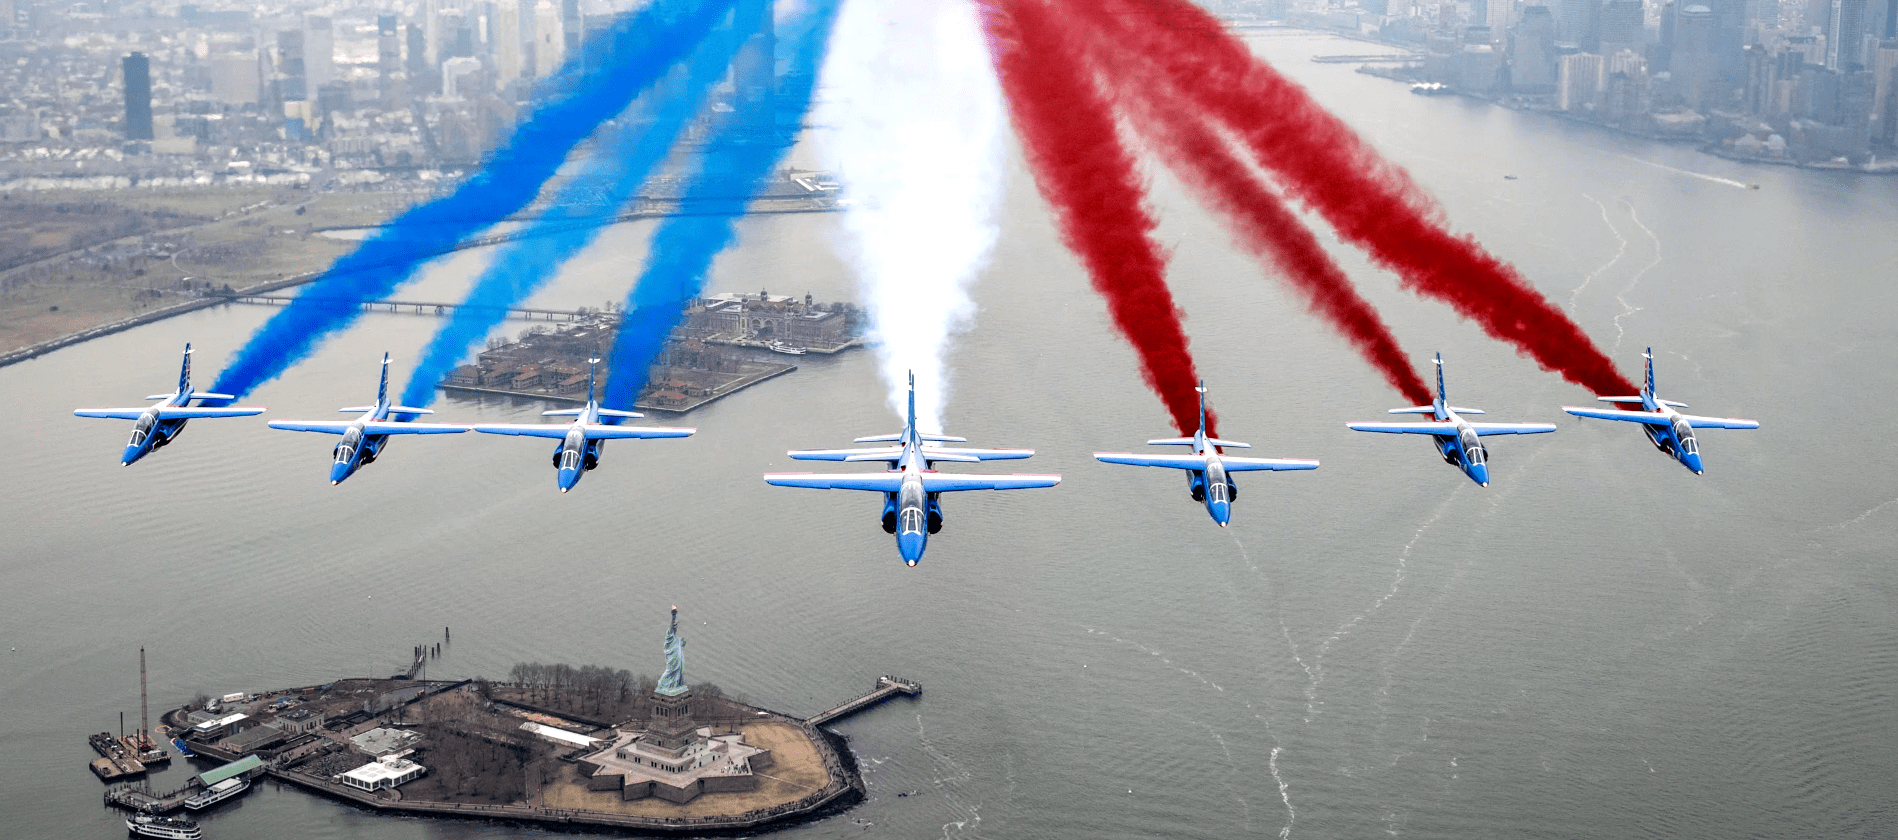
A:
[198,754,264,788]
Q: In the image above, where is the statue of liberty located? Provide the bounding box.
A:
[657,605,688,696]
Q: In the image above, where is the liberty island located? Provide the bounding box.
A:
[107,609,917,834]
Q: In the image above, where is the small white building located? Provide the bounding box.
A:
[339,756,426,791]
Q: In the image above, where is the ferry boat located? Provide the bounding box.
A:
[170,737,195,758]
[126,814,202,840]
[767,341,808,356]
[1409,81,1452,95]
[182,776,249,811]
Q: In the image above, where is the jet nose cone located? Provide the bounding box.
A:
[1470,463,1490,487]
[897,532,926,564]
[121,446,142,465]
[557,469,580,492]
[906,560,918,567]
[329,462,352,484]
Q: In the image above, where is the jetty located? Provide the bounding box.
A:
[807,676,921,727]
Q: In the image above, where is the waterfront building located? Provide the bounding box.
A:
[696,291,854,349]
[575,608,771,804]
[1559,51,1606,107]
[340,756,426,791]
[122,52,152,141]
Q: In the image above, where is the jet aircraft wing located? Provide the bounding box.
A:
[76,406,264,420]
[764,473,906,492]
[917,473,1062,492]
[268,420,355,434]
[1678,414,1759,430]
[1220,456,1321,471]
[471,423,694,440]
[1095,452,1212,470]
[922,447,1035,460]
[1346,422,1457,435]
[360,421,469,435]
[789,447,903,461]
[1559,407,1672,426]
[1465,422,1558,436]
[1095,453,1317,471]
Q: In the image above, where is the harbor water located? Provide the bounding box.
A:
[3,32,1895,839]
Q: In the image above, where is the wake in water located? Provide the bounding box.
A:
[1611,202,1662,350]
[1269,745,1295,839]
[915,714,982,838]
[1619,154,1752,189]
[816,0,1005,431]
[1570,193,1628,314]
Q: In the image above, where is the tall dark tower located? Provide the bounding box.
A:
[732,0,776,133]
[378,14,403,107]
[122,52,152,140]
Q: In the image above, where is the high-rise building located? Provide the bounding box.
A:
[1512,4,1561,88]
[1674,3,1720,107]
[122,52,152,140]
[534,0,564,77]
[209,51,259,105]
[277,29,307,103]
[1872,38,1898,123]
[305,15,334,87]
[1559,50,1605,106]
[1829,0,1867,67]
[1599,0,1646,57]
[1557,0,1599,45]
[442,56,483,98]
[378,13,403,107]
[492,0,524,91]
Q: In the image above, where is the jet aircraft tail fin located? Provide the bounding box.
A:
[177,343,193,397]
[1645,347,1656,395]
[376,353,391,407]
[1434,353,1446,404]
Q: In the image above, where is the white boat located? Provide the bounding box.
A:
[182,776,249,811]
[767,341,808,356]
[126,814,203,840]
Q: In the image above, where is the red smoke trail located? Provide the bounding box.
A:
[1084,0,1637,396]
[979,0,1213,436]
[1063,17,1431,405]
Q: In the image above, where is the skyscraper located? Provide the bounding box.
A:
[1599,0,1646,57]
[1829,0,1867,68]
[492,0,524,92]
[534,0,564,78]
[1674,3,1720,108]
[1512,5,1560,89]
[122,52,152,140]
[1559,51,1605,107]
[378,13,402,107]
[305,15,334,88]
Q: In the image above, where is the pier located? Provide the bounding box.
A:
[806,676,921,727]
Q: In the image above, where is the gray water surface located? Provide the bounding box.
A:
[3,32,1895,840]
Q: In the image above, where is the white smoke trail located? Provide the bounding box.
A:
[816,0,1005,432]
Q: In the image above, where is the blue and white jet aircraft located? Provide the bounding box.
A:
[470,358,695,492]
[1561,348,1758,474]
[764,373,1060,566]
[267,353,470,485]
[1093,382,1318,527]
[73,343,266,466]
[1347,354,1556,487]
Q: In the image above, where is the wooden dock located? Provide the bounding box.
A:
[806,676,921,727]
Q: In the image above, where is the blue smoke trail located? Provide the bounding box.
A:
[396,12,763,408]
[602,0,842,409]
[208,0,742,400]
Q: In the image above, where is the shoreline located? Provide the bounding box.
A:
[141,675,894,836]
[0,197,841,370]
